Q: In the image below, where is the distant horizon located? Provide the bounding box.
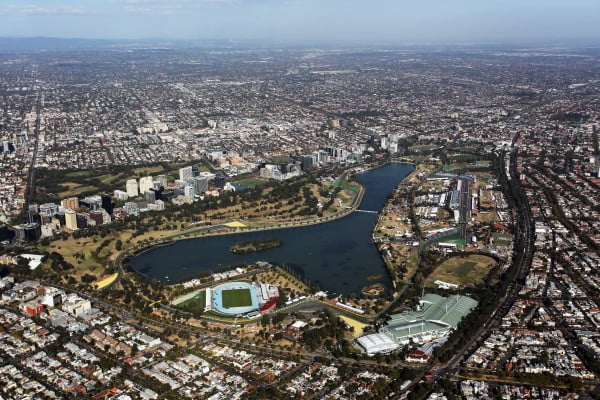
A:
[1,1,599,46]
[0,35,600,51]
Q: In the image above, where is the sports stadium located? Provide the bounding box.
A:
[204,281,279,317]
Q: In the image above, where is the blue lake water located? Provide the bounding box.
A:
[133,163,414,296]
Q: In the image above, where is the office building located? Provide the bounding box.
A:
[144,190,156,204]
[154,174,168,189]
[139,176,154,194]
[101,194,114,214]
[179,166,194,182]
[114,190,129,201]
[61,197,79,210]
[40,223,55,238]
[184,185,195,199]
[64,209,78,231]
[76,214,88,229]
[126,179,139,198]
[80,195,101,211]
[88,211,104,226]
[39,203,59,217]
[192,176,209,194]
[23,223,41,241]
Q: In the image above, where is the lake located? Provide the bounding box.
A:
[133,163,414,296]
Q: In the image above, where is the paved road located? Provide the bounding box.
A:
[24,92,42,215]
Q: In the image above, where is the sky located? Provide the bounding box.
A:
[0,0,599,45]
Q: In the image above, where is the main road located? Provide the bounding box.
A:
[24,90,42,215]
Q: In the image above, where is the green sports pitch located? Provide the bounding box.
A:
[221,288,253,308]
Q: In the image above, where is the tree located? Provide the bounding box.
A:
[81,273,96,283]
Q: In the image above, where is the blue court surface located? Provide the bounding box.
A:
[211,281,260,315]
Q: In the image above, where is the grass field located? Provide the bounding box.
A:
[332,178,360,193]
[425,254,497,288]
[175,293,206,317]
[221,288,252,308]
[232,178,267,188]
[476,211,500,223]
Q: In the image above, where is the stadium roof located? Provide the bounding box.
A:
[356,333,399,355]
[384,294,478,341]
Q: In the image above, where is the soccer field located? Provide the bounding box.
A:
[221,288,253,308]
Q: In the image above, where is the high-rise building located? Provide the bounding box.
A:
[76,214,88,229]
[23,223,41,241]
[61,197,79,210]
[144,190,156,204]
[154,174,168,189]
[184,185,195,198]
[39,203,59,217]
[179,166,194,182]
[88,211,103,226]
[80,195,101,211]
[380,136,388,150]
[40,223,55,238]
[192,176,209,194]
[64,209,78,231]
[53,212,66,228]
[125,179,139,198]
[0,225,16,242]
[114,190,129,201]
[101,194,114,214]
[139,176,154,195]
[60,197,79,210]
[301,155,316,170]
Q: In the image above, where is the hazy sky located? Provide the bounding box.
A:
[1,0,599,44]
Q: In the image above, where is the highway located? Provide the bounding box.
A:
[24,91,42,216]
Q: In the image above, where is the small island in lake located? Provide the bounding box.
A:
[230,238,283,254]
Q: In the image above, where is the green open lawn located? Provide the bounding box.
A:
[425,254,497,288]
[332,177,360,194]
[449,154,478,163]
[221,288,252,308]
[175,292,206,317]
[232,178,267,188]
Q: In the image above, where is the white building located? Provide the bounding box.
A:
[139,176,154,195]
[184,185,195,199]
[126,179,139,198]
[40,223,55,238]
[114,189,129,201]
[357,333,400,356]
[179,166,194,182]
[62,295,92,318]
